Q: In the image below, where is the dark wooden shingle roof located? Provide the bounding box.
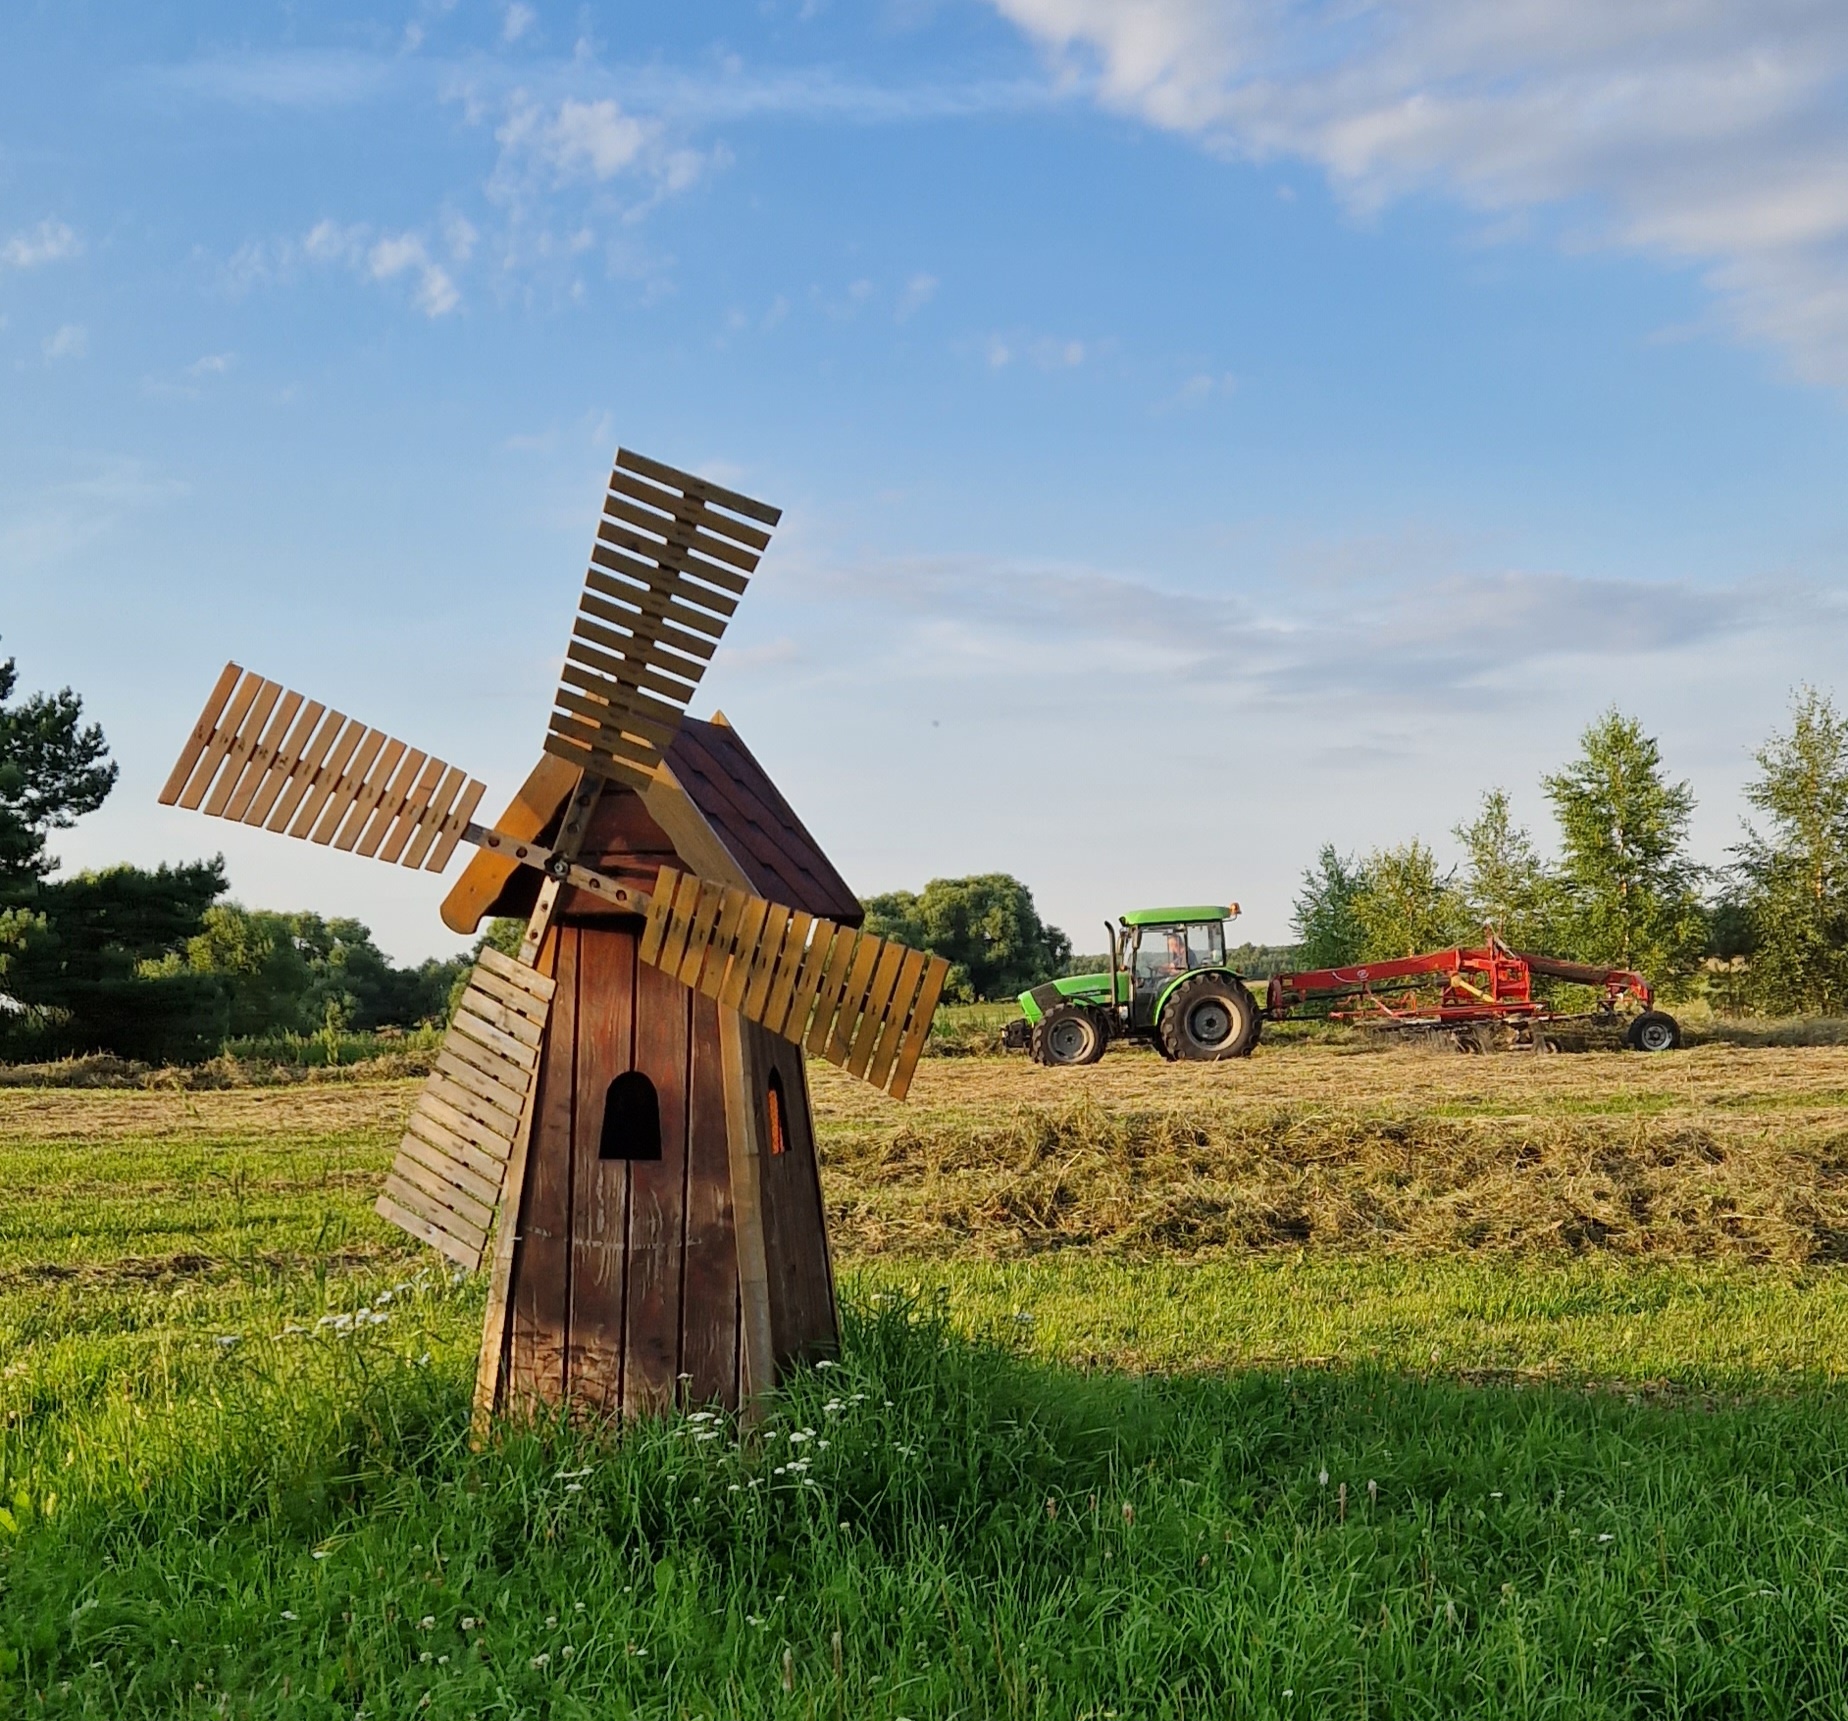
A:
[665,717,863,926]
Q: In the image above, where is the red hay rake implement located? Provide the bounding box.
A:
[1265,933,1682,1052]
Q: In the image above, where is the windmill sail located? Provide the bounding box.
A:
[376,947,556,1271]
[158,665,487,872]
[543,450,780,792]
[639,866,950,1101]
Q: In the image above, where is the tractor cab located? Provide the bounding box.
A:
[1119,909,1233,1030]
[1009,903,1260,1065]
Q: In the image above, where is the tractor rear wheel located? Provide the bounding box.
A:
[1625,1010,1682,1053]
[1033,1004,1108,1066]
[1159,976,1258,1062]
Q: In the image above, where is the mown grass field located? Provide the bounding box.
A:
[6,1037,1848,1715]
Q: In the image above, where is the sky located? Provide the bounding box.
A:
[3,0,1846,962]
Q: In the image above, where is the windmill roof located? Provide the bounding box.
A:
[665,717,863,926]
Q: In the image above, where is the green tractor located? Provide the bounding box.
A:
[1002,905,1260,1065]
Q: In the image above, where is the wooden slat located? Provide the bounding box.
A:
[426,1068,523,1135]
[408,1093,518,1174]
[600,495,760,582]
[332,734,405,850]
[376,1193,480,1270]
[638,865,680,965]
[354,744,425,858]
[201,678,284,817]
[176,670,264,811]
[887,955,952,1101]
[477,943,555,998]
[558,653,697,734]
[616,447,782,528]
[606,465,774,554]
[570,619,699,701]
[399,1124,505,1209]
[465,963,554,1026]
[719,895,772,1012]
[243,697,326,828]
[774,922,840,1041]
[676,877,730,989]
[453,992,545,1051]
[262,706,344,834]
[824,935,885,1066]
[587,545,743,621]
[381,1172,489,1256]
[696,887,753,1003]
[159,662,245,805]
[846,941,909,1079]
[222,688,305,823]
[434,1046,528,1117]
[402,764,468,871]
[760,911,813,1035]
[284,714,363,838]
[578,580,717,664]
[806,930,865,1055]
[740,905,794,1022]
[424,777,489,872]
[451,1002,539,1067]
[654,869,707,975]
[437,1014,535,1096]
[867,945,929,1091]
[389,1150,496,1233]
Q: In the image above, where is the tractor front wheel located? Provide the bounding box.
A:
[1033,1004,1108,1066]
[1159,976,1258,1062]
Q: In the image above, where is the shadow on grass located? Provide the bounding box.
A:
[6,1294,1848,1716]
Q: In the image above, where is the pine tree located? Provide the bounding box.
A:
[0,647,116,885]
[1543,710,1705,982]
[1291,845,1365,968]
[1350,841,1472,961]
[1454,789,1557,950]
[1734,687,1848,1014]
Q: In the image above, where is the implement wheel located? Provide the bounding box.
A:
[1625,1011,1682,1053]
[1033,1004,1107,1066]
[1159,976,1258,1062]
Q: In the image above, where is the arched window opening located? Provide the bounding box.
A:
[766,1068,789,1157]
[598,1071,662,1162]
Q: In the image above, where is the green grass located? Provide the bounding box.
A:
[10,1062,1848,1714]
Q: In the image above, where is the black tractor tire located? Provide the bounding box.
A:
[1625,1010,1682,1053]
[1158,975,1259,1062]
[1033,1004,1108,1066]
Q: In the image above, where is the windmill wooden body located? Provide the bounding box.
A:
[159,450,948,1426]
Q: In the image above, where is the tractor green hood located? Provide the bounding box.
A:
[1016,971,1130,1024]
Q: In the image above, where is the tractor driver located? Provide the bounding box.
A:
[1134,926,1191,987]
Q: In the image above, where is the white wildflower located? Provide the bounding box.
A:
[531,1652,550,1669]
[280,1611,297,1621]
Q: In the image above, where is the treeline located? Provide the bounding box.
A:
[1293,696,1848,1013]
[0,646,464,1064]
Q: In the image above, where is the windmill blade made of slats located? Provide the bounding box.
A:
[542,449,781,793]
[640,866,951,1102]
[378,946,556,1270]
[158,663,489,871]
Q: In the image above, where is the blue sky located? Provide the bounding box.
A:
[4,0,1846,959]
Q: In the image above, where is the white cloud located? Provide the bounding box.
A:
[43,324,88,361]
[233,219,461,317]
[187,352,235,375]
[502,3,535,44]
[989,0,1848,387]
[367,233,460,316]
[2,220,81,270]
[499,93,653,182]
[896,273,939,320]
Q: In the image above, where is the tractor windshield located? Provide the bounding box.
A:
[1129,921,1223,986]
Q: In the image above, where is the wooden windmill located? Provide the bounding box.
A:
[158,449,949,1426]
